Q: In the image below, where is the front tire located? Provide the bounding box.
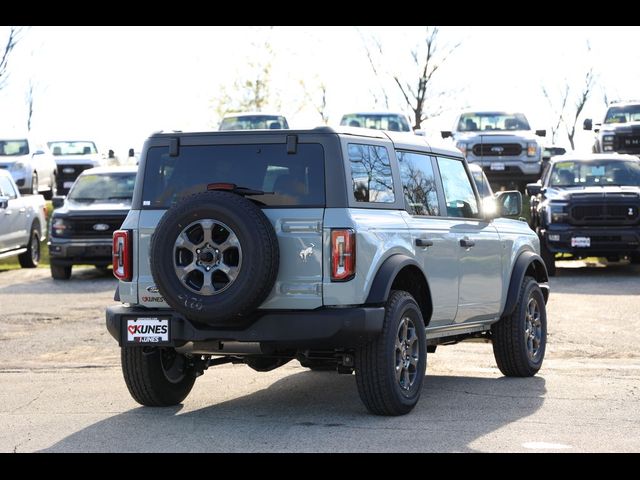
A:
[540,240,556,276]
[50,264,72,280]
[492,276,547,377]
[31,172,38,195]
[356,290,427,416]
[18,227,40,268]
[121,347,196,406]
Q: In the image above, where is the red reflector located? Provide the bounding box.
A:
[331,229,355,282]
[207,183,236,191]
[113,230,132,281]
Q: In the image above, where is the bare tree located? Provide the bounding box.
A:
[542,84,569,143]
[565,68,595,150]
[0,27,22,91]
[362,27,461,129]
[213,28,280,123]
[298,78,329,124]
[26,80,34,131]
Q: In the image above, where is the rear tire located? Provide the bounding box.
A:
[121,347,196,406]
[355,290,427,416]
[18,227,40,268]
[50,264,72,280]
[492,276,547,377]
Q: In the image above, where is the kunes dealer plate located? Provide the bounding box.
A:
[126,318,170,344]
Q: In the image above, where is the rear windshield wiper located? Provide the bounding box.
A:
[108,195,133,199]
[206,183,273,196]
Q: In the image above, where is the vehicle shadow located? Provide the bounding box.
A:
[0,266,116,294]
[41,371,546,452]
[552,261,640,295]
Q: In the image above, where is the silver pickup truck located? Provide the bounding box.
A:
[0,169,47,267]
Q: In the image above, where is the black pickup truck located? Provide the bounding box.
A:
[527,153,640,275]
[48,166,137,279]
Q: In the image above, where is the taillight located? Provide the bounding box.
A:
[331,229,355,282]
[113,230,132,281]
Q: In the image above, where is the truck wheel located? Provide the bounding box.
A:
[31,172,38,195]
[43,174,57,200]
[355,290,427,416]
[121,346,196,406]
[50,264,72,280]
[492,276,547,377]
[18,227,40,268]
[540,241,556,276]
[149,191,279,325]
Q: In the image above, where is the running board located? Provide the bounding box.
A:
[425,321,493,340]
[0,248,27,260]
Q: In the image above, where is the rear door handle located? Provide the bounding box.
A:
[415,238,433,247]
[459,238,476,248]
[18,208,26,214]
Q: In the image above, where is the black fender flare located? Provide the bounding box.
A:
[503,250,549,317]
[365,254,423,304]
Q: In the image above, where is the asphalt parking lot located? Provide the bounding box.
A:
[1,261,639,452]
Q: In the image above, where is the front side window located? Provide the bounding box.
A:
[437,157,479,218]
[348,144,395,203]
[0,175,17,199]
[397,151,439,216]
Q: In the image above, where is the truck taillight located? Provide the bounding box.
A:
[113,230,132,281]
[331,229,355,282]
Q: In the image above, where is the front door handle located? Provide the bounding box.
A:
[459,238,476,248]
[415,238,433,248]
[18,208,26,214]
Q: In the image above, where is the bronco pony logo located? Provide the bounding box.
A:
[299,243,315,262]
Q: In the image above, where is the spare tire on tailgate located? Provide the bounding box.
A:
[150,190,279,324]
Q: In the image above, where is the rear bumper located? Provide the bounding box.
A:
[543,225,640,256]
[106,305,385,349]
[49,239,112,265]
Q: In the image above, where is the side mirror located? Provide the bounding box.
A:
[583,118,592,131]
[494,190,522,218]
[535,129,546,137]
[441,131,452,139]
[128,148,135,157]
[51,195,66,209]
[0,196,9,209]
[108,149,115,159]
[526,182,542,196]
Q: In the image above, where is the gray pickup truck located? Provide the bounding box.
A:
[106,128,549,415]
[442,111,546,191]
[0,169,46,268]
[584,101,640,155]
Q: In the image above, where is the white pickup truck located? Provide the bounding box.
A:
[0,169,47,267]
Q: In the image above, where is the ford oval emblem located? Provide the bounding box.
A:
[490,146,504,153]
[146,285,160,293]
[93,223,110,231]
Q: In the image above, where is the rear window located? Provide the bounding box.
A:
[68,173,136,201]
[141,144,325,208]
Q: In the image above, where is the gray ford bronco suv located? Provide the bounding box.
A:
[106,127,549,416]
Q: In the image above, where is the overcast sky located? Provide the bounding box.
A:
[1,26,639,157]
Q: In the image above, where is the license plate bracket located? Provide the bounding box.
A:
[571,237,591,248]
[490,162,505,171]
[125,317,170,345]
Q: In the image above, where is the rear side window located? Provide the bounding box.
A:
[348,143,395,203]
[0,175,17,199]
[141,143,325,208]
